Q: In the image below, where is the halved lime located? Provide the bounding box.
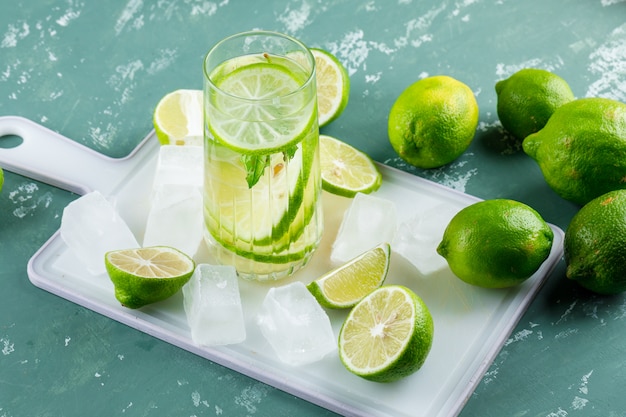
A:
[307,243,390,309]
[104,246,196,309]
[207,60,316,155]
[338,285,434,382]
[153,89,203,146]
[310,48,350,127]
[320,134,382,197]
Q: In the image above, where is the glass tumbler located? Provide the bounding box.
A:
[203,31,323,281]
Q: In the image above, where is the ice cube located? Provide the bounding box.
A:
[152,145,203,190]
[143,184,203,257]
[257,281,336,366]
[182,264,246,346]
[60,191,139,276]
[393,203,461,276]
[330,192,398,264]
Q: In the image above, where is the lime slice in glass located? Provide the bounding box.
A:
[208,61,316,155]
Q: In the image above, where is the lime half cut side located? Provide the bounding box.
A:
[339,285,434,382]
[153,89,203,146]
[105,246,196,309]
[320,134,382,197]
[207,59,317,155]
[307,243,390,309]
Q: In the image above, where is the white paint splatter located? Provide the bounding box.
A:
[190,1,218,16]
[146,48,178,75]
[394,4,444,49]
[385,155,478,192]
[504,328,533,346]
[586,23,626,102]
[554,328,579,339]
[364,1,378,12]
[56,1,83,27]
[234,384,269,414]
[9,183,53,218]
[1,338,15,355]
[578,370,593,395]
[571,396,588,410]
[546,408,568,417]
[1,21,30,48]
[191,391,201,407]
[495,56,565,79]
[555,300,578,325]
[365,72,382,83]
[115,0,144,35]
[277,1,312,34]
[326,30,370,76]
[64,336,71,346]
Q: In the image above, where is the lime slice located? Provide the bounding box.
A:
[104,246,196,309]
[0,167,4,193]
[338,285,434,382]
[153,89,203,146]
[310,48,350,127]
[307,243,390,309]
[207,61,316,155]
[320,134,382,197]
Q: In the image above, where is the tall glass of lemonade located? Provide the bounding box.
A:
[203,31,323,281]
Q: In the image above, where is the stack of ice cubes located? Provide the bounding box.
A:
[143,145,204,257]
[182,264,246,346]
[60,190,139,275]
[257,281,336,366]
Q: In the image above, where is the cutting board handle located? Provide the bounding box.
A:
[0,116,157,195]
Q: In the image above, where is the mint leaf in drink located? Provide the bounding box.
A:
[242,154,270,188]
[241,145,299,188]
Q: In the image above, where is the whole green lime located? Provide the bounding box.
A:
[523,97,626,205]
[437,199,554,288]
[496,68,575,141]
[565,189,626,295]
[388,75,479,169]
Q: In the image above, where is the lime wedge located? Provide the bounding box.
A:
[307,243,390,309]
[338,285,434,382]
[320,134,382,197]
[310,48,350,127]
[153,89,203,146]
[104,246,196,309]
[207,60,316,155]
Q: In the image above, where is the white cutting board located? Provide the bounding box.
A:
[0,116,564,417]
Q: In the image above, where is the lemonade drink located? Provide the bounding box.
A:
[203,31,323,281]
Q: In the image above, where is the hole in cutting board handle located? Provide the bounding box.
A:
[0,134,24,149]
